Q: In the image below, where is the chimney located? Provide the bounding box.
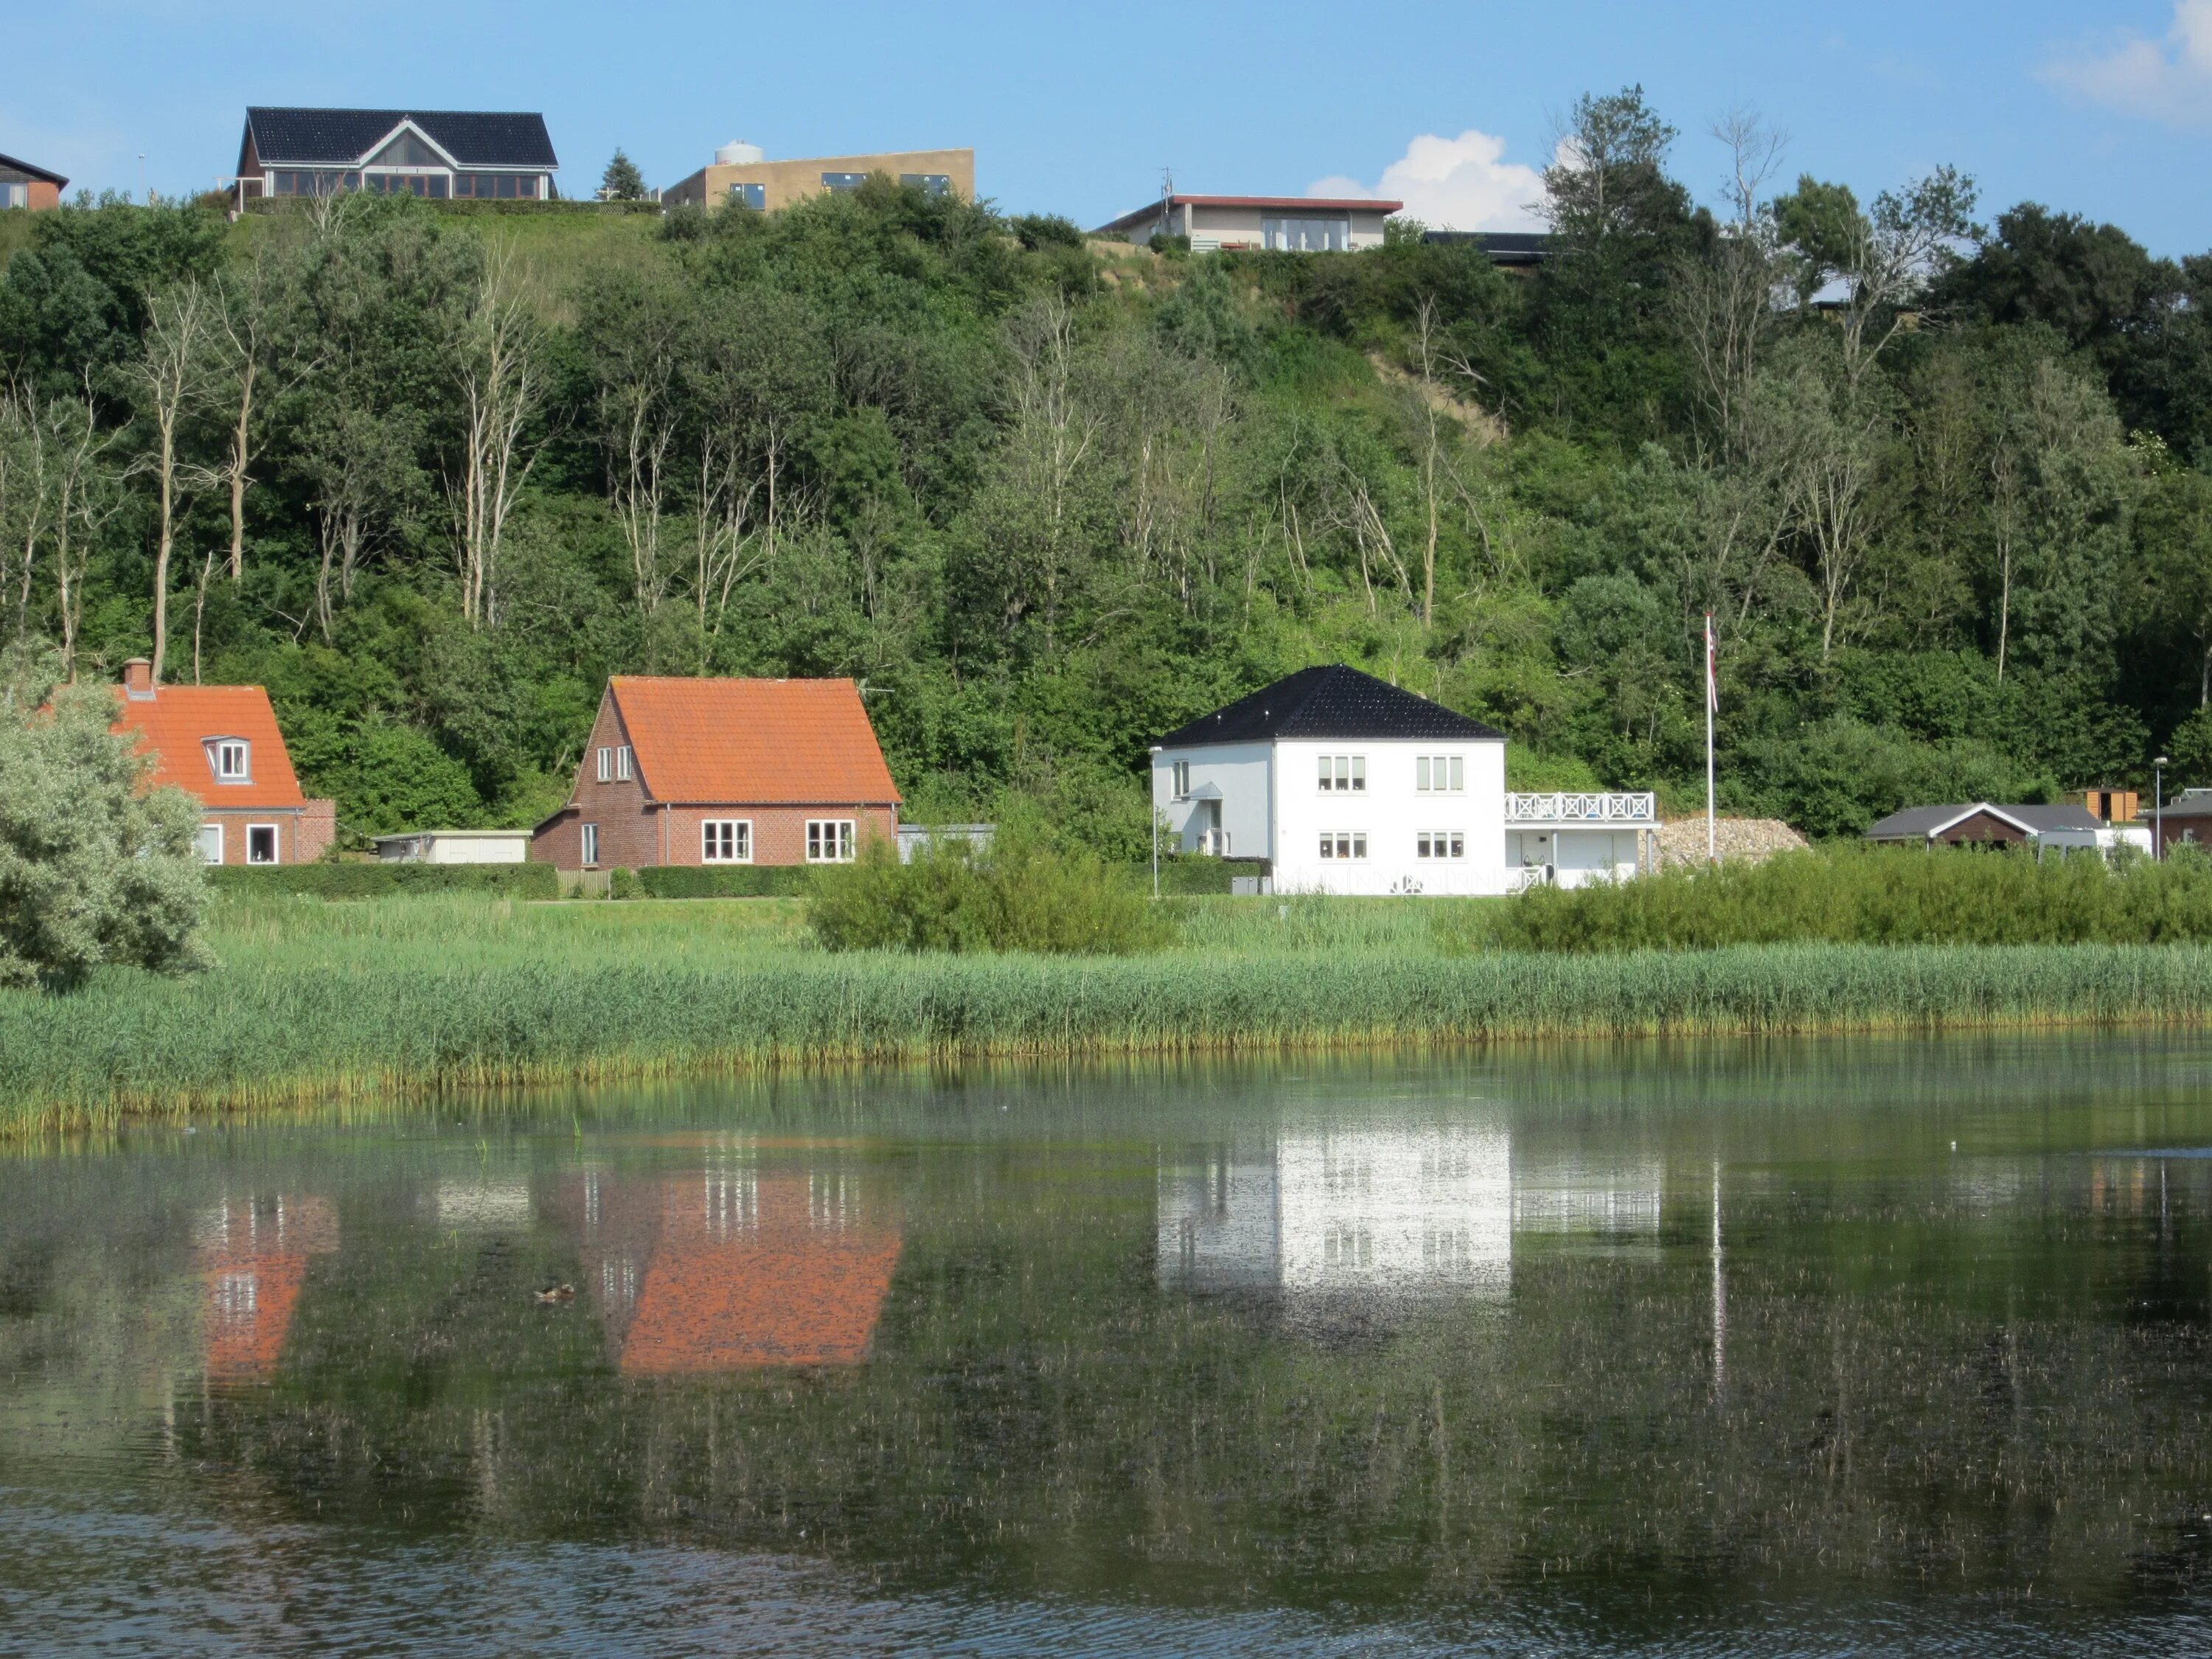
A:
[122,658,155,700]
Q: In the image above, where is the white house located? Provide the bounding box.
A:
[1093,194,1402,253]
[1150,665,1658,894]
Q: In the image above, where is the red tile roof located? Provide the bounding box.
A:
[111,684,308,809]
[610,677,900,806]
[619,1229,902,1373]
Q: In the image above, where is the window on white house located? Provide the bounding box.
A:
[1171,760,1191,800]
[209,739,251,782]
[1415,755,1464,793]
[807,820,857,862]
[1318,832,1367,860]
[1416,830,1465,860]
[1317,755,1366,793]
[195,824,223,865]
[580,823,599,866]
[703,820,751,863]
[246,824,279,865]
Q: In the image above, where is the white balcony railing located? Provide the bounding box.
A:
[1505,866,1549,894]
[1503,791,1658,825]
[1198,828,1232,857]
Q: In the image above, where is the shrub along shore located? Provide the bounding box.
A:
[14,907,2212,1135]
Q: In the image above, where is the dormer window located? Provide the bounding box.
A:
[208,739,251,783]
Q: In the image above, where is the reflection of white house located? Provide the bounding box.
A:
[1150,666,1659,894]
[1159,1128,1668,1302]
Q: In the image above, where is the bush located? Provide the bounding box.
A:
[810,825,1172,955]
[208,862,557,900]
[1450,843,2212,954]
[634,866,814,899]
[0,680,210,987]
[1146,857,1267,896]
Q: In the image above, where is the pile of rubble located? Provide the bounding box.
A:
[1654,816,1809,869]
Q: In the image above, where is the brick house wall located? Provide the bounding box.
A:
[530,689,898,870]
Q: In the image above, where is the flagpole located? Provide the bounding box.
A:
[1705,613,1717,865]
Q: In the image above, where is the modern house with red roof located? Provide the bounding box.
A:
[1093,193,1402,253]
[109,658,335,866]
[532,677,901,871]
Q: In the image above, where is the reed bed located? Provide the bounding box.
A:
[10,887,2212,1135]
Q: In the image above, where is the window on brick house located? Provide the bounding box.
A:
[806,820,856,862]
[616,745,632,780]
[195,824,223,864]
[208,738,251,782]
[580,823,599,866]
[596,747,611,782]
[596,745,631,783]
[246,824,279,864]
[703,820,751,863]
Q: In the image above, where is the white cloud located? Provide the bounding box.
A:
[2042,0,2212,126]
[1308,128,1545,232]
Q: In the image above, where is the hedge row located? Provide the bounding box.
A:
[625,866,815,899]
[207,863,559,900]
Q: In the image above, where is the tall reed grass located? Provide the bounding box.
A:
[10,884,2212,1135]
[1462,844,2212,953]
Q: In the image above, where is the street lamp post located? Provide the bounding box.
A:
[2155,755,2169,859]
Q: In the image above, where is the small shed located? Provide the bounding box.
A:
[897,824,994,863]
[374,829,531,864]
[1864,802,2104,850]
[2075,788,2139,824]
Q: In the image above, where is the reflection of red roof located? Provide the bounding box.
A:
[621,1230,901,1372]
[195,1197,337,1381]
[111,684,307,809]
[608,677,900,806]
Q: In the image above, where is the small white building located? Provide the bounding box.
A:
[1150,665,1658,895]
[372,829,531,864]
[1093,193,1402,254]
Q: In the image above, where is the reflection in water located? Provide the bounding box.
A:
[195,1194,335,1382]
[557,1161,901,1374]
[11,1037,2212,1655]
[1159,1123,1660,1307]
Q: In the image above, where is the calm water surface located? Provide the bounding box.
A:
[7,1034,2212,1655]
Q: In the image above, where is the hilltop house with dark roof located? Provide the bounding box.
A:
[108,658,335,866]
[0,152,68,212]
[532,677,901,872]
[1094,194,1402,253]
[1152,664,1657,895]
[233,107,558,206]
[1863,801,2143,855]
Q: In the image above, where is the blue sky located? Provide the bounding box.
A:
[11,0,2212,254]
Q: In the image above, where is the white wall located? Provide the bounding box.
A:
[1272,737,1507,895]
[1277,1126,1512,1301]
[1152,742,1273,857]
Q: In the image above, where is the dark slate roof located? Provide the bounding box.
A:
[1155,665,1504,748]
[1421,230,1552,262]
[243,108,557,169]
[1864,801,2103,839]
[2165,788,2212,818]
[0,152,68,187]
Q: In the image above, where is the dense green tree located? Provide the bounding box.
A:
[598,150,648,202]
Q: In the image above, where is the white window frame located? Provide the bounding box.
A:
[1318,831,1368,861]
[195,823,224,865]
[1415,755,1464,793]
[806,819,857,863]
[1416,830,1466,860]
[580,823,600,867]
[614,745,633,782]
[1318,755,1366,793]
[595,746,612,782]
[208,738,251,783]
[246,823,279,865]
[702,819,752,863]
[1171,759,1191,801]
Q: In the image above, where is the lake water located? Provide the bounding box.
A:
[7,1035,2212,1655]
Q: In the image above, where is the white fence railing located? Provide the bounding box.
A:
[1505,866,1548,894]
[1199,828,1232,857]
[1503,791,1658,824]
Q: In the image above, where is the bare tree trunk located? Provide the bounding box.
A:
[122,284,214,684]
[450,240,548,630]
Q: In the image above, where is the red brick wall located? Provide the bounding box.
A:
[297,799,336,863]
[199,808,305,865]
[529,688,897,869]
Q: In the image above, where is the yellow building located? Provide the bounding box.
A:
[661,140,973,212]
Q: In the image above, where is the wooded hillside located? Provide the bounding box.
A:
[4,88,2209,849]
